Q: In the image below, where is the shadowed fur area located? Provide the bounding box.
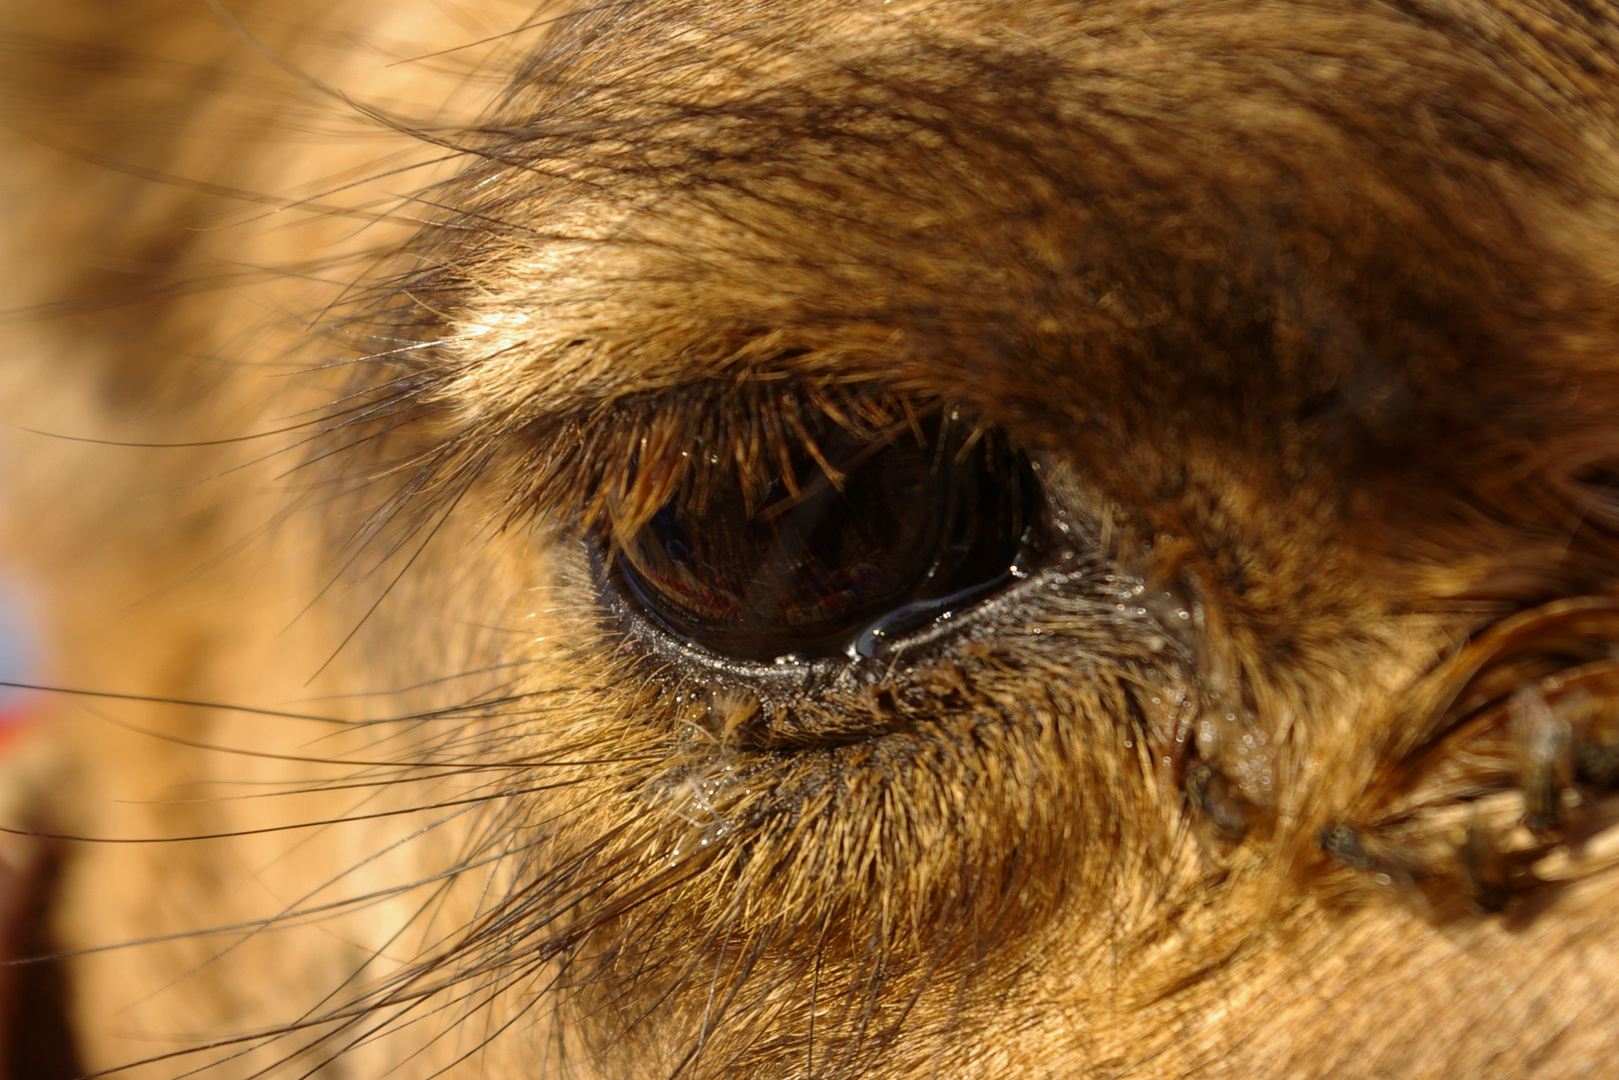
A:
[5,1,1619,1077]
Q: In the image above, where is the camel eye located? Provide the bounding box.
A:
[616,415,1042,663]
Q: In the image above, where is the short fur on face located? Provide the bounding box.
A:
[5,1,1619,1078]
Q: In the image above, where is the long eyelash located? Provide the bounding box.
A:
[329,346,942,554]
[524,384,925,541]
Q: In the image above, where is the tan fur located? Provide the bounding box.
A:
[5,1,1619,1076]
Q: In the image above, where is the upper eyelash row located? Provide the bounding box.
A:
[510,383,977,541]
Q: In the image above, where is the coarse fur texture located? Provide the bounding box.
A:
[5,0,1619,1077]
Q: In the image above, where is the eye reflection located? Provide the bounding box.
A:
[617,415,1040,662]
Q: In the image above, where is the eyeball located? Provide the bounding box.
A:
[615,414,1042,662]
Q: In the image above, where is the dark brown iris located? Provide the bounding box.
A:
[618,416,1039,662]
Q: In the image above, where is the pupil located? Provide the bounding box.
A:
[618,416,1035,661]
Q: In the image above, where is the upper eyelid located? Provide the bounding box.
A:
[517,382,964,534]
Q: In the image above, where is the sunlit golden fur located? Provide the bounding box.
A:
[6,1,1619,1077]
